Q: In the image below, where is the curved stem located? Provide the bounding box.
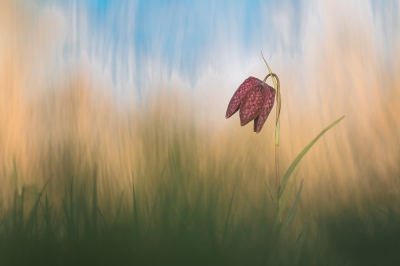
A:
[263,73,281,191]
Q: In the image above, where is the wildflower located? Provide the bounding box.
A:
[226,75,277,133]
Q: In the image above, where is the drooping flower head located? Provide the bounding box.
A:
[226,74,278,133]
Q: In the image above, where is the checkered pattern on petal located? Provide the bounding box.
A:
[225,77,261,118]
[239,84,266,126]
[254,84,276,133]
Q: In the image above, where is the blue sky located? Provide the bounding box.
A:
[30,0,398,103]
[50,0,304,92]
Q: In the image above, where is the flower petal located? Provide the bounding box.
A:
[254,84,276,133]
[239,84,266,126]
[226,77,261,119]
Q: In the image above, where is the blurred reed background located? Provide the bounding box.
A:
[0,0,400,264]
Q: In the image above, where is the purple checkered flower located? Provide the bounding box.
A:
[226,76,276,133]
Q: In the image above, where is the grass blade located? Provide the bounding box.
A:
[282,179,304,234]
[223,185,236,243]
[261,51,278,90]
[92,165,98,238]
[264,181,277,211]
[274,171,299,229]
[113,190,125,227]
[279,116,345,198]
[132,175,139,233]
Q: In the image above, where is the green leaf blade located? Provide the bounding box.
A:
[274,172,298,229]
[282,179,304,234]
[279,116,345,198]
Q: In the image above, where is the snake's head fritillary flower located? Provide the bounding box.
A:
[226,76,276,133]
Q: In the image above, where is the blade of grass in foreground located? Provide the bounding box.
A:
[223,185,236,243]
[274,170,299,227]
[113,190,125,227]
[278,116,345,199]
[282,179,303,234]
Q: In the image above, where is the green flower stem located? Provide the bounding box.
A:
[261,52,282,227]
[261,54,281,189]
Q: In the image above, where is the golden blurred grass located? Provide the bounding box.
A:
[0,0,400,236]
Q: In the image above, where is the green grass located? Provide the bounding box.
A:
[2,1,400,264]
[0,178,282,265]
[1,77,399,265]
[0,85,399,265]
[1,160,400,265]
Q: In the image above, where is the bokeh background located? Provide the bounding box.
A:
[1,0,400,254]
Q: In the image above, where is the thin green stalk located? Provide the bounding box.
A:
[262,52,282,226]
[113,190,125,227]
[261,55,281,167]
[222,185,236,243]
[132,175,139,234]
[92,164,98,239]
